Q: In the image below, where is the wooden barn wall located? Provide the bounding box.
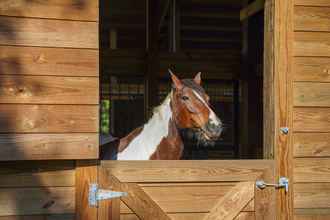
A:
[293,1,330,219]
[0,1,99,219]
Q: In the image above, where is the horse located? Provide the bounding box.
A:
[100,71,223,160]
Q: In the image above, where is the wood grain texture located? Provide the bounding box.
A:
[294,6,330,32]
[0,187,74,215]
[0,17,98,49]
[0,104,98,133]
[293,108,330,132]
[0,46,99,77]
[295,183,330,209]
[295,208,330,215]
[203,182,254,220]
[270,0,295,218]
[294,0,330,6]
[263,0,275,159]
[0,214,74,220]
[130,184,236,213]
[294,215,330,220]
[0,160,75,187]
[108,173,171,220]
[255,167,276,220]
[234,212,255,220]
[294,82,330,107]
[293,133,330,157]
[120,212,255,220]
[0,0,98,21]
[293,57,330,82]
[98,167,120,220]
[120,196,255,213]
[0,133,98,160]
[0,169,74,187]
[0,76,98,104]
[75,161,98,220]
[101,160,273,183]
[294,32,330,57]
[294,158,330,183]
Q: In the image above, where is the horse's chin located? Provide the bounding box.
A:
[195,129,217,146]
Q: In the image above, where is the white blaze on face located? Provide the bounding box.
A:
[192,90,221,126]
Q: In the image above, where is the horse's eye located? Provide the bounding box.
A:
[182,95,189,101]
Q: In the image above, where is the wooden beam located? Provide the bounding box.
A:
[264,0,294,218]
[75,161,98,220]
[159,0,171,33]
[203,181,255,220]
[98,167,120,220]
[101,160,273,183]
[255,168,276,220]
[240,0,265,21]
[145,0,160,119]
[107,172,171,220]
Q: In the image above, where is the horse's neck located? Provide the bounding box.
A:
[117,93,178,160]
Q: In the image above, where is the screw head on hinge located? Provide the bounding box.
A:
[280,127,289,135]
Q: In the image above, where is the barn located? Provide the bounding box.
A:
[0,0,329,219]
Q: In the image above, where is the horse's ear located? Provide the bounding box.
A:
[169,69,183,90]
[194,72,202,85]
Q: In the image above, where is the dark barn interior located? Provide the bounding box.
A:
[99,0,265,159]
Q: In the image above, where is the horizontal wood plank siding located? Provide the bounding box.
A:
[0,104,98,133]
[0,0,98,21]
[0,214,75,220]
[0,46,99,77]
[0,0,98,219]
[293,57,330,82]
[0,161,76,216]
[0,76,98,104]
[0,134,98,161]
[0,160,75,187]
[293,133,330,157]
[295,0,330,6]
[293,2,330,218]
[0,17,98,49]
[295,183,330,209]
[293,108,330,132]
[294,158,330,183]
[294,82,330,107]
[294,6,330,32]
[294,32,330,57]
[0,187,75,216]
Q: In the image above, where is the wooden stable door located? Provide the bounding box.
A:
[77,160,278,220]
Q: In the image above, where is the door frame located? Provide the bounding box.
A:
[263,0,294,218]
[75,0,294,219]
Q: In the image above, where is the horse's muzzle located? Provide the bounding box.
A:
[202,120,223,140]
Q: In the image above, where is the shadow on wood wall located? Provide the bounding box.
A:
[0,1,89,219]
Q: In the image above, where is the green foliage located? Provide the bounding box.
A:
[100,100,110,134]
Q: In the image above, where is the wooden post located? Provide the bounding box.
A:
[76,160,98,220]
[264,0,294,218]
[255,167,276,219]
[145,0,160,119]
[98,167,120,220]
[239,0,251,159]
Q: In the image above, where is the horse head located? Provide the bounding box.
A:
[169,70,223,143]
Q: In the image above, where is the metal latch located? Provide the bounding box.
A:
[256,177,289,193]
[89,183,128,207]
